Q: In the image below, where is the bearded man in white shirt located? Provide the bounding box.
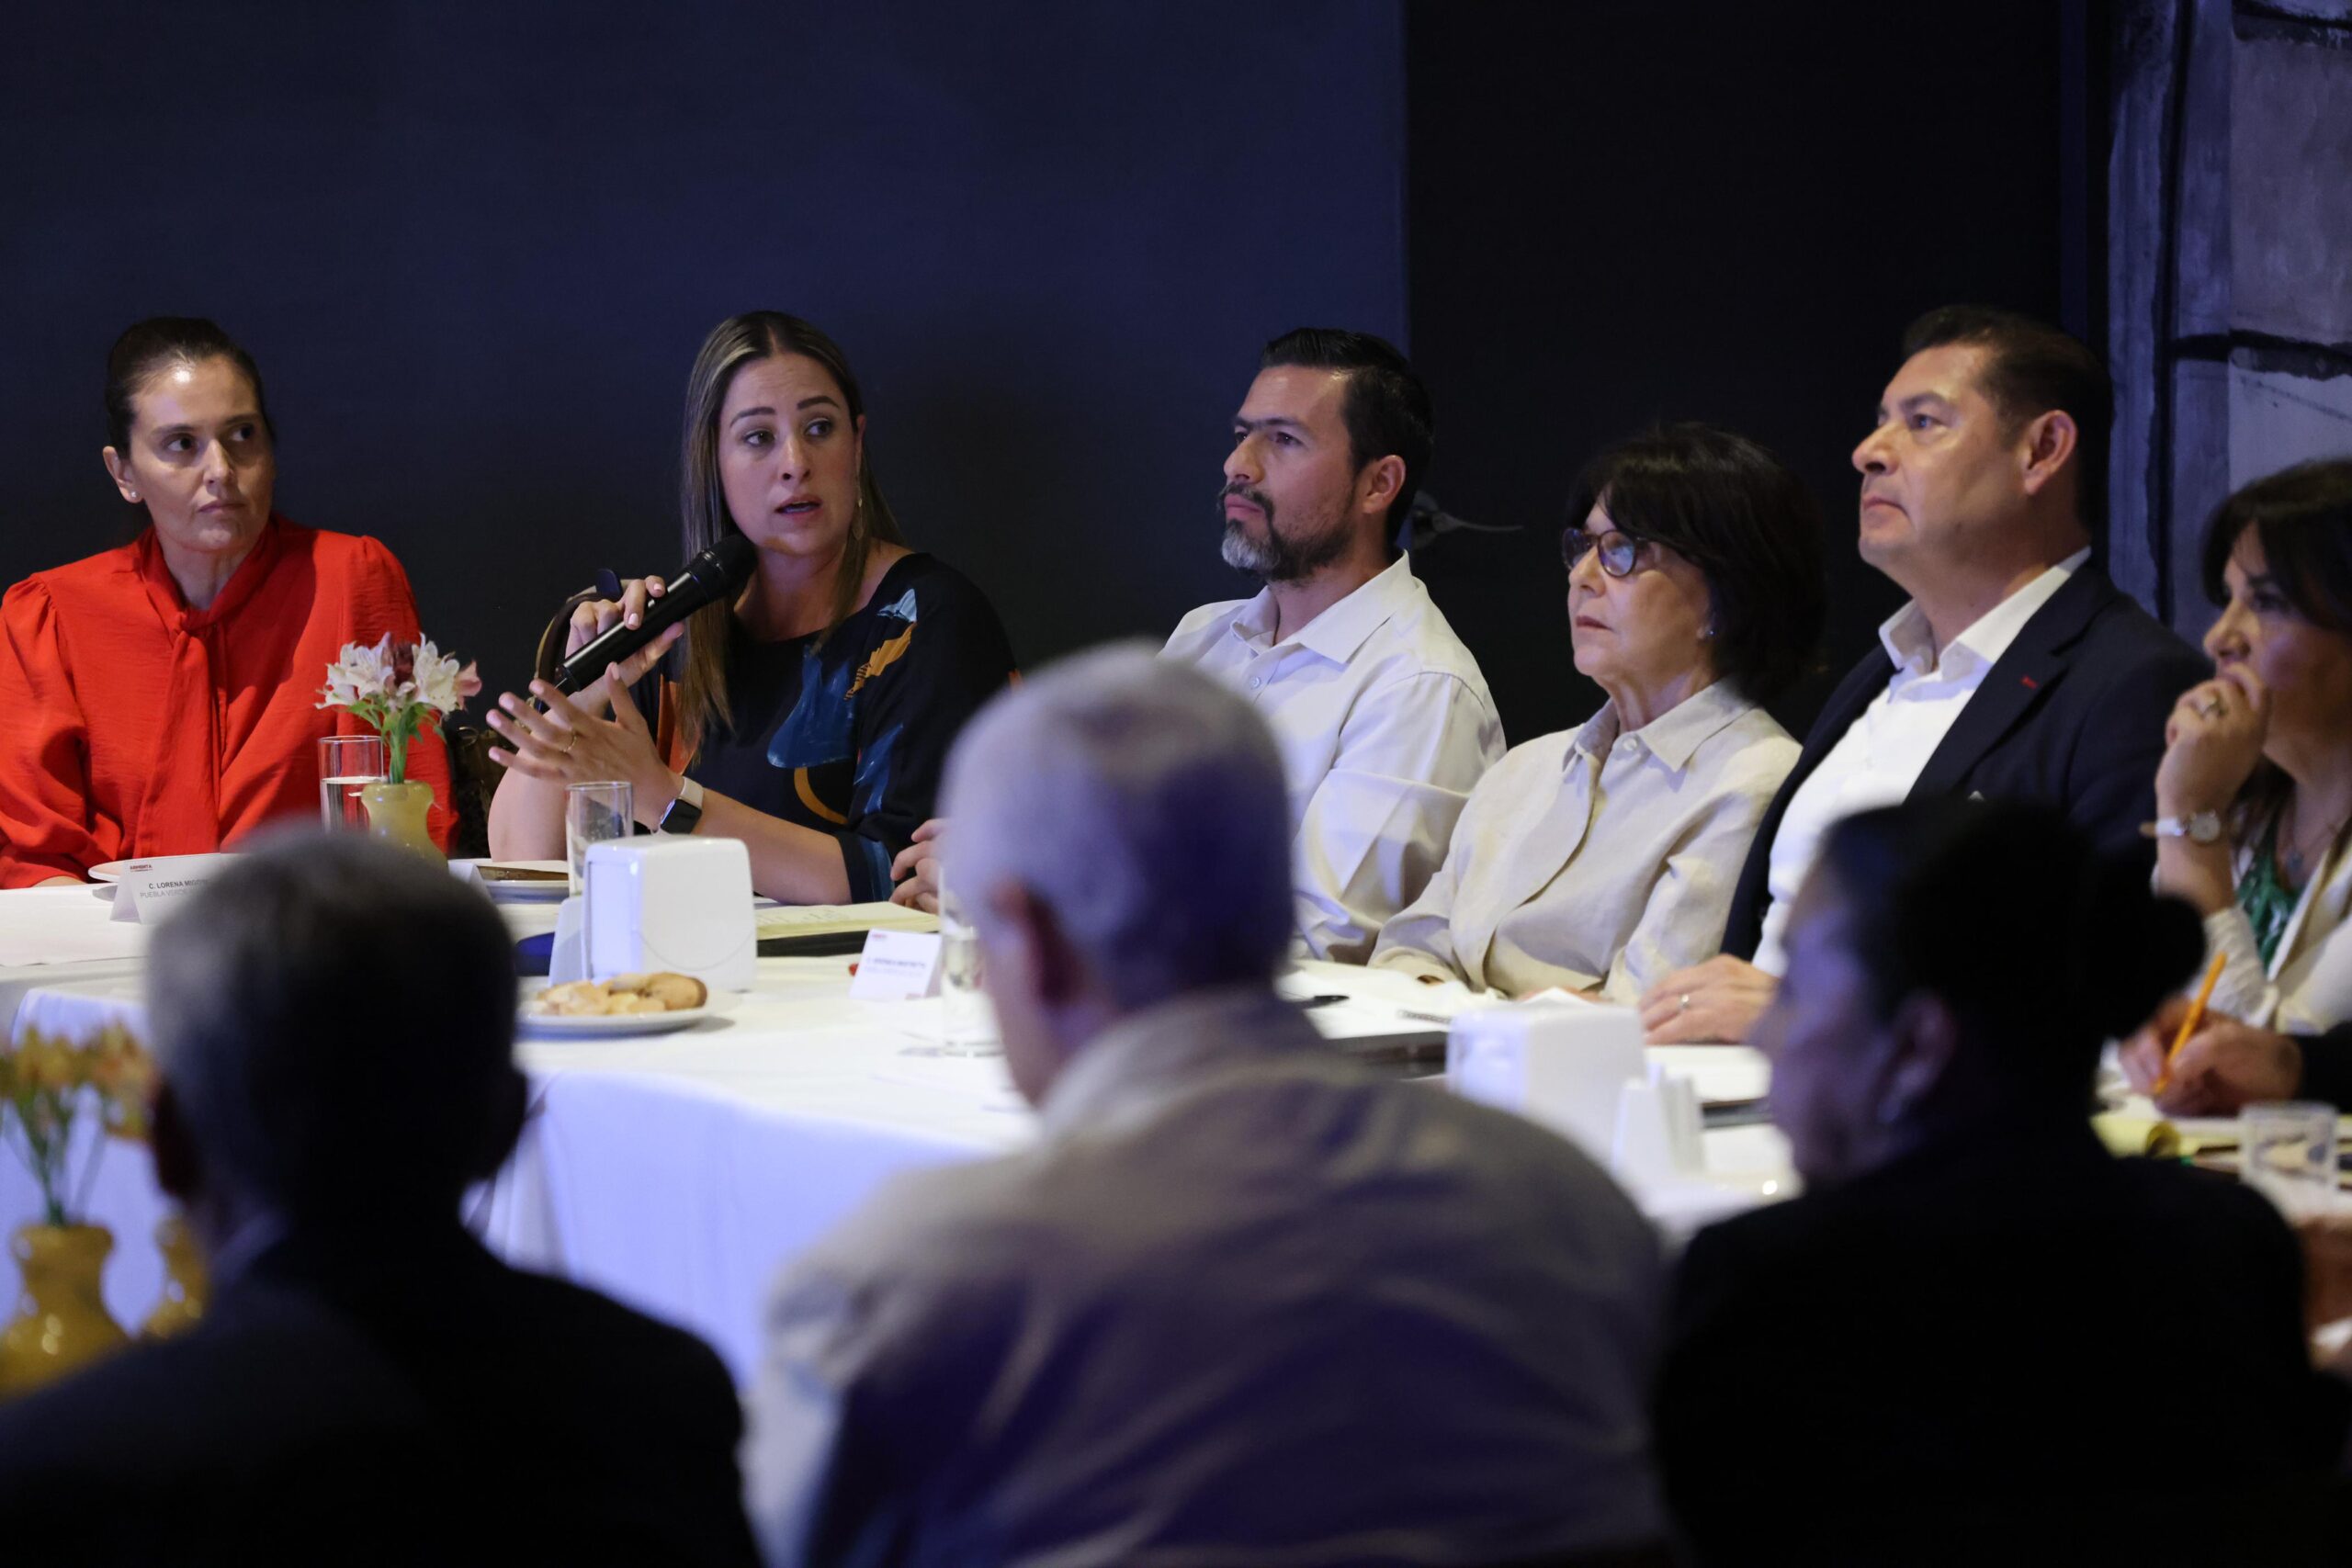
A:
[1643,305,2207,1044]
[1159,327,1504,961]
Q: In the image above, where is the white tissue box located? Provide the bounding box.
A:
[583,837,756,990]
[1447,1002,1646,1162]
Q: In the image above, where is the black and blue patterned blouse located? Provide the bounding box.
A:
[684,553,1015,901]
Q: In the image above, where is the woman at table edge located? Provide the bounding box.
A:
[0,317,451,888]
[483,311,1015,905]
[1367,423,1824,1000]
[2136,458,2352,1039]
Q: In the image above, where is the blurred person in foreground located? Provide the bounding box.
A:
[744,648,1667,1567]
[0,834,757,1567]
[1654,798,2350,1566]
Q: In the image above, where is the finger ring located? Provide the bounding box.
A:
[2198,697,2222,718]
[1679,992,1691,1015]
[560,733,577,757]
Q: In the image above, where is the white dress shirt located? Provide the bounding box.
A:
[1752,548,2091,974]
[1372,682,1796,1003]
[742,986,1668,1567]
[2201,832,2352,1033]
[1161,555,1504,962]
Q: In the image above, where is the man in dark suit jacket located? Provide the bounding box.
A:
[1642,306,2206,1043]
[0,835,758,1568]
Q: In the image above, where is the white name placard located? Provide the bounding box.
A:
[110,853,238,924]
[848,929,944,1001]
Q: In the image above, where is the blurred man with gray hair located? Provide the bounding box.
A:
[744,647,1667,1567]
[0,833,758,1567]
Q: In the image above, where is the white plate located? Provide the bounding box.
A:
[516,986,739,1037]
[460,860,573,902]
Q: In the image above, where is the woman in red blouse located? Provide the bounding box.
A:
[0,318,450,886]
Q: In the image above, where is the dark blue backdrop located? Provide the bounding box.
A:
[4,1,2089,744]
[0,3,1408,697]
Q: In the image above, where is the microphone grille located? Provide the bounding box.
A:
[706,532,759,587]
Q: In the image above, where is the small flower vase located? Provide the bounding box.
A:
[0,1223,130,1395]
[360,780,439,860]
[141,1214,208,1340]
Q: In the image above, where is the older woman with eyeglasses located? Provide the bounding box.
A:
[1371,423,1825,1001]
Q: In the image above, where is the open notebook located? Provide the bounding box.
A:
[756,901,939,956]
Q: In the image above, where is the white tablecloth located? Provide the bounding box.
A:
[0,890,1789,1384]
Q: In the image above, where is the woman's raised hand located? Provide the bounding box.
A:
[557,575,670,712]
[486,629,685,817]
[2156,662,2271,817]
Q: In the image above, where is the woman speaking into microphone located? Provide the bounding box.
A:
[485,312,1015,904]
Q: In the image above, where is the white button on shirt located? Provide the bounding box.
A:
[1162,555,1504,962]
[1372,682,1797,1002]
[1750,547,2092,974]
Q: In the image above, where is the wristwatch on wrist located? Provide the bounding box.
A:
[2143,809,2224,845]
[658,776,705,836]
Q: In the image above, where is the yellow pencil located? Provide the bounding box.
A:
[2152,950,2229,1095]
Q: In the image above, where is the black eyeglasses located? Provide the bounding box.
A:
[1562,526,1644,578]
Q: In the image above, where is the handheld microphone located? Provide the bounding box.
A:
[551,534,759,694]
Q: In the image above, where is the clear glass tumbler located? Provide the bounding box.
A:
[905,879,999,1058]
[565,780,634,897]
[2241,1100,2339,1221]
[318,735,387,829]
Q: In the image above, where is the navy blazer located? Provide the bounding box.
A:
[1720,567,2208,960]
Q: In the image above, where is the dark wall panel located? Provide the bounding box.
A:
[1,3,1406,694]
[1407,1,2078,744]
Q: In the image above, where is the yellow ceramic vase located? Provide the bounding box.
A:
[360,779,440,860]
[0,1223,130,1396]
[141,1214,208,1340]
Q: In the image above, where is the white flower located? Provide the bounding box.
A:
[318,636,398,711]
[410,638,483,716]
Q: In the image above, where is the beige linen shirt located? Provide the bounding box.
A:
[2202,833,2352,1033]
[741,987,1668,1567]
[1161,556,1504,963]
[1371,682,1797,1003]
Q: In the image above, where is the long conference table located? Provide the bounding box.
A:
[0,877,1792,1385]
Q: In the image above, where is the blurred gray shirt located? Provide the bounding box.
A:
[742,986,1668,1567]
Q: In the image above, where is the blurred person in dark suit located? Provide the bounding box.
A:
[1654,798,2351,1566]
[0,833,758,1568]
[745,648,1668,1568]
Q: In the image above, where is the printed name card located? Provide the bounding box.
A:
[109,853,238,924]
[848,929,944,1000]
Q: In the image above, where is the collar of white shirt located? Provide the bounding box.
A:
[1225,553,1419,666]
[1565,679,1757,775]
[1038,984,1326,1142]
[1874,546,2093,682]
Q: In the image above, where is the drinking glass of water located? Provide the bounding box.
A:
[317,735,387,829]
[2242,1100,2340,1221]
[903,879,998,1057]
[565,781,634,897]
